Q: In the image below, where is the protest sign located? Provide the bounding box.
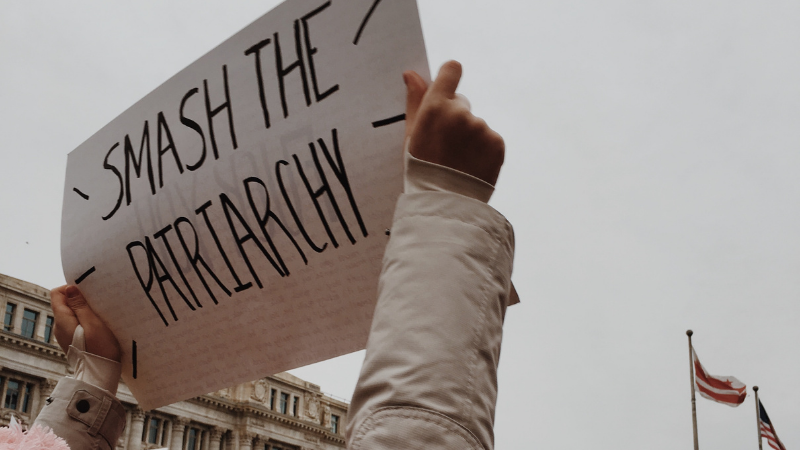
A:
[61,0,429,410]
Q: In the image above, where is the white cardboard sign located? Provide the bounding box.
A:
[61,0,429,410]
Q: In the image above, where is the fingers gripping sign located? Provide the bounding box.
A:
[403,60,505,186]
[51,285,122,362]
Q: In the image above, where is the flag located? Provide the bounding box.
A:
[759,400,787,450]
[691,347,746,406]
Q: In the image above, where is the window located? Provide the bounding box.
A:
[4,303,15,332]
[279,392,289,414]
[21,309,38,338]
[44,316,54,343]
[331,414,340,434]
[21,384,31,413]
[186,427,202,450]
[269,388,276,409]
[147,418,160,444]
[292,396,298,416]
[4,380,19,410]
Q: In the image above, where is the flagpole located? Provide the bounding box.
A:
[753,386,762,450]
[687,330,699,450]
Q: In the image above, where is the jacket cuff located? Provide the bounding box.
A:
[404,150,495,203]
[67,325,121,395]
[34,377,126,450]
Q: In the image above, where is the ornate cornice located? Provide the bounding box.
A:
[0,331,66,362]
[191,394,344,444]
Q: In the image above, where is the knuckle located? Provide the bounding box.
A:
[425,98,448,115]
[469,116,487,132]
[489,131,505,151]
[451,111,472,128]
[67,297,88,310]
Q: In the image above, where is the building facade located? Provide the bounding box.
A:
[0,273,349,450]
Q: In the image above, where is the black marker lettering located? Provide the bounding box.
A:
[276,160,327,253]
[244,38,273,130]
[354,0,382,45]
[74,267,96,284]
[294,135,360,247]
[316,128,367,238]
[195,200,252,292]
[154,224,202,309]
[144,236,195,322]
[73,187,89,200]
[220,193,286,289]
[174,217,231,304]
[124,121,156,206]
[301,1,339,102]
[126,240,168,326]
[132,340,137,379]
[102,143,124,221]
[244,176,308,275]
[146,235,192,322]
[293,150,340,247]
[180,88,208,171]
[157,111,184,188]
[273,23,311,119]
[203,64,238,160]
[371,113,406,128]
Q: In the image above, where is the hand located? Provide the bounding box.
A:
[404,60,505,186]
[50,285,121,362]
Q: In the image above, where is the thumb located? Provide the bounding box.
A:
[65,285,98,326]
[403,70,427,144]
[430,60,462,98]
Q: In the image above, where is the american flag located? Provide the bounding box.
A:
[759,399,787,450]
[691,347,746,406]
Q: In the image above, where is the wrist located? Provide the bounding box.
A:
[404,140,494,202]
[67,326,121,395]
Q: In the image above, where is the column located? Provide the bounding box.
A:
[128,407,146,450]
[11,306,23,334]
[238,431,255,450]
[207,427,224,450]
[201,429,210,450]
[157,418,166,446]
[34,379,58,418]
[226,430,236,450]
[121,409,133,450]
[163,419,173,447]
[34,313,47,342]
[0,378,8,410]
[170,417,191,450]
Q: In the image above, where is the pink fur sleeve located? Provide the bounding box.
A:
[0,416,70,450]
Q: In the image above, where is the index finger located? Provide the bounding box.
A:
[429,60,462,98]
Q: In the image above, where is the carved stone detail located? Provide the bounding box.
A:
[172,416,191,430]
[39,379,58,396]
[304,392,320,421]
[214,387,231,399]
[130,406,146,420]
[321,404,331,427]
[209,426,225,441]
[251,379,269,403]
[239,431,257,445]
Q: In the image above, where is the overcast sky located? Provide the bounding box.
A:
[1,1,798,448]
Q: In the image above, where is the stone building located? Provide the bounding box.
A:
[0,273,349,450]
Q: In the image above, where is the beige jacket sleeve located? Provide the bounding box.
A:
[346,153,515,450]
[34,326,126,449]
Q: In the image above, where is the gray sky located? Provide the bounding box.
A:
[1,1,798,448]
